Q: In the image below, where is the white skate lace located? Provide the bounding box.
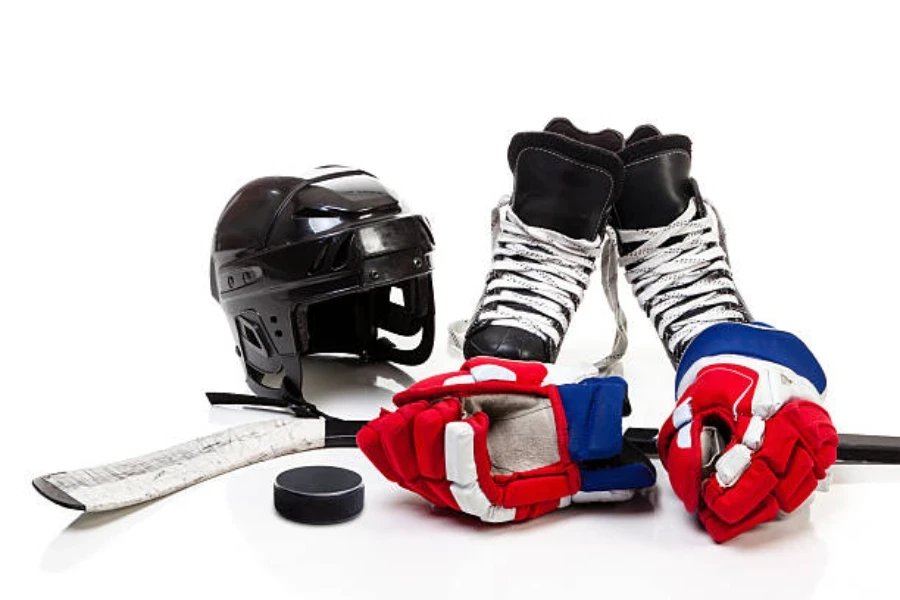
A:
[449,196,627,378]
[613,199,746,359]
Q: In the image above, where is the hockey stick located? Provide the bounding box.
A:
[33,394,365,513]
[621,428,900,464]
[33,402,900,513]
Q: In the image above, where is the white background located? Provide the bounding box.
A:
[2,2,899,598]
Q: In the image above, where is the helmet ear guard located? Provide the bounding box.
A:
[234,277,435,402]
[370,275,435,365]
[232,310,296,399]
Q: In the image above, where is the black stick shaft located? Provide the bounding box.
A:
[623,428,900,464]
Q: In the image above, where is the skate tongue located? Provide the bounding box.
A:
[507,130,623,240]
[544,118,624,151]
[614,125,694,229]
[625,124,661,145]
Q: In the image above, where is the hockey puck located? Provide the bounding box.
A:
[274,466,364,524]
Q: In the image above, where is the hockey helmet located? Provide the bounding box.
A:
[211,167,435,401]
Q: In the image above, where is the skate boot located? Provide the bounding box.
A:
[613,125,753,362]
[462,127,624,363]
[547,120,838,542]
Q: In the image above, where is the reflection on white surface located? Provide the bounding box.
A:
[217,454,835,600]
[41,502,166,572]
[299,355,417,417]
[205,356,418,426]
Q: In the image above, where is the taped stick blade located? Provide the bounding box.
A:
[32,418,327,512]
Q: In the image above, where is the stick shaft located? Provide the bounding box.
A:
[623,428,900,464]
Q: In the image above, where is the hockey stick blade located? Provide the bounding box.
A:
[623,428,900,464]
[33,417,365,512]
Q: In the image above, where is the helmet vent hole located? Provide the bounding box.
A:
[294,206,335,219]
[274,330,284,338]
[332,235,352,270]
[390,286,405,307]
[270,316,278,324]
[309,241,329,274]
[243,327,263,349]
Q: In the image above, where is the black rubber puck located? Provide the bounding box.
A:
[274,466,364,524]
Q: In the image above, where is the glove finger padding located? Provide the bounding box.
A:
[359,357,656,523]
[412,398,461,480]
[358,400,452,507]
[698,400,837,541]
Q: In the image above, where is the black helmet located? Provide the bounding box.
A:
[211,166,435,402]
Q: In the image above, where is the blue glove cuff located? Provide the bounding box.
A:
[558,377,656,492]
[676,322,827,394]
[558,377,628,462]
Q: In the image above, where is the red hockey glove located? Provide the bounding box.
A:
[658,323,838,542]
[358,357,656,522]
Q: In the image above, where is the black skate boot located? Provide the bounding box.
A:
[612,125,752,363]
[462,126,624,362]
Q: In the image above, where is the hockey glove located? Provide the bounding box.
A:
[358,357,656,522]
[658,323,838,542]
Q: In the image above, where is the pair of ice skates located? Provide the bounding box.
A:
[464,120,746,368]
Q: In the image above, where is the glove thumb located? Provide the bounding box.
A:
[659,400,725,514]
